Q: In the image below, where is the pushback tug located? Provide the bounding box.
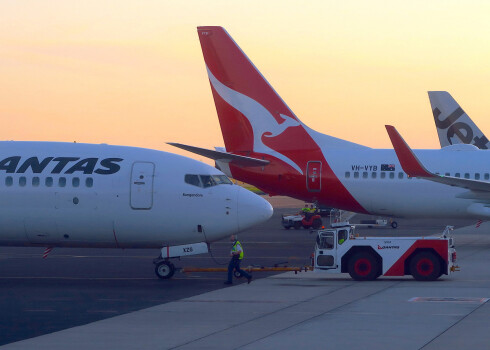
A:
[314,223,458,281]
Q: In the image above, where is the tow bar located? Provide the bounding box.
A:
[181,265,313,274]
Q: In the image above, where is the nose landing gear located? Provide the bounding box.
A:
[154,259,176,279]
[153,242,209,279]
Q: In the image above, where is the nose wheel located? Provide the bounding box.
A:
[155,260,175,279]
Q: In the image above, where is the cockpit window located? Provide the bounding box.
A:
[185,174,201,187]
[212,175,233,185]
[200,175,216,188]
[185,174,233,188]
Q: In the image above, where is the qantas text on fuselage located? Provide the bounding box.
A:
[0,156,122,174]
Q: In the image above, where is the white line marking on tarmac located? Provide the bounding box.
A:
[0,255,307,260]
[86,310,118,314]
[24,309,55,312]
[180,300,287,304]
[0,276,225,281]
[0,276,156,280]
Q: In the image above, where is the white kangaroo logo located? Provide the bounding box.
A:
[207,66,303,174]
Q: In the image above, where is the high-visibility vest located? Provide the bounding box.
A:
[232,241,244,260]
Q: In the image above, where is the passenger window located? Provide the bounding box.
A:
[19,177,26,187]
[371,172,377,179]
[362,172,368,179]
[185,174,201,187]
[380,172,386,179]
[5,176,13,187]
[398,172,404,179]
[464,173,470,179]
[389,172,395,179]
[455,173,460,178]
[475,173,480,180]
[72,177,80,187]
[59,177,66,187]
[354,172,359,179]
[45,177,53,187]
[32,177,40,187]
[86,177,94,188]
[485,173,490,180]
[445,172,450,176]
[345,172,350,179]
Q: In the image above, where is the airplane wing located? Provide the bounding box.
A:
[385,125,490,192]
[167,143,270,167]
[428,91,489,149]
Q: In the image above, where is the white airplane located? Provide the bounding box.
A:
[170,26,490,221]
[429,91,489,149]
[0,142,273,278]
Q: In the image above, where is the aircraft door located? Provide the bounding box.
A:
[306,161,322,192]
[130,162,155,209]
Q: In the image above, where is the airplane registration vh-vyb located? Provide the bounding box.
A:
[0,142,272,278]
[171,26,490,221]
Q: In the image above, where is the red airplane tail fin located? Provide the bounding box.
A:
[198,26,302,154]
[195,27,367,213]
[197,26,366,177]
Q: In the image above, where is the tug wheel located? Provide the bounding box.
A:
[294,221,302,230]
[155,261,175,279]
[410,252,441,281]
[348,252,380,281]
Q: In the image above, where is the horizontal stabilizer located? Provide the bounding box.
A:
[168,143,270,167]
[386,125,490,192]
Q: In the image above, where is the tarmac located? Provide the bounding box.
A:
[1,197,490,350]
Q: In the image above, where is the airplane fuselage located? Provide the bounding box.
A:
[0,141,271,248]
[225,146,487,219]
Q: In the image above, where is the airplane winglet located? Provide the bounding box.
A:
[385,125,433,178]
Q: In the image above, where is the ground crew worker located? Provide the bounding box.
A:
[224,235,252,285]
[301,204,310,214]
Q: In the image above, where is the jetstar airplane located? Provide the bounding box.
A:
[170,26,490,221]
[429,91,489,149]
[0,142,272,278]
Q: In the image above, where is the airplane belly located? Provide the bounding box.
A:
[0,192,55,245]
[0,212,29,245]
[52,192,115,247]
[113,185,238,248]
[344,179,471,218]
[25,217,60,244]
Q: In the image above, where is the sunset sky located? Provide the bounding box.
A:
[1,1,489,164]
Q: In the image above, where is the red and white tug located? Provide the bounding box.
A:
[314,223,458,281]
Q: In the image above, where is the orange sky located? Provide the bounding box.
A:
[1,1,489,164]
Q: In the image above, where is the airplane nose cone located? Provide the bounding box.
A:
[237,187,273,231]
